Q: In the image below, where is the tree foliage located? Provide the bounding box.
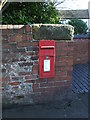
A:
[68,19,88,34]
[2,2,60,24]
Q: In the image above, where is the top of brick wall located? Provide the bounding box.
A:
[32,24,74,41]
[74,33,90,39]
[0,24,74,41]
[0,25,24,29]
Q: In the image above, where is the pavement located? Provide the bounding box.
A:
[2,92,88,118]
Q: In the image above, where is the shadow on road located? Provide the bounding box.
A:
[2,92,88,118]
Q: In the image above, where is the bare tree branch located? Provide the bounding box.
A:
[53,0,66,7]
[0,0,8,11]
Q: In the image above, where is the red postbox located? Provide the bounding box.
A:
[39,40,55,78]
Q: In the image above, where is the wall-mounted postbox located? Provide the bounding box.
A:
[39,40,55,78]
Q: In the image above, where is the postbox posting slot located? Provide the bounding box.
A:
[41,46,54,49]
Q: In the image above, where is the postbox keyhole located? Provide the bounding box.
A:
[46,55,48,59]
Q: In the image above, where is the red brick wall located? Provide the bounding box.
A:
[1,25,73,105]
[73,38,89,64]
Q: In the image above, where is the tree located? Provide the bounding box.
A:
[68,19,88,34]
[2,2,60,24]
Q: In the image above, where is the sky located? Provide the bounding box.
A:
[56,0,90,10]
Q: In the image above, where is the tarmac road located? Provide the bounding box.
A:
[2,93,88,118]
